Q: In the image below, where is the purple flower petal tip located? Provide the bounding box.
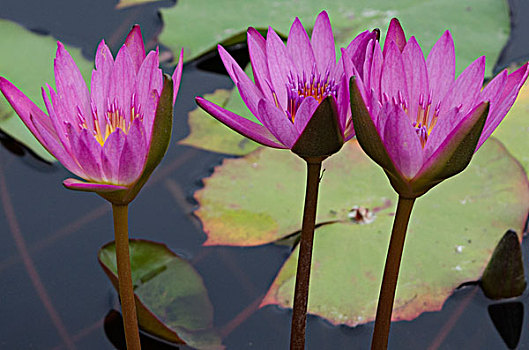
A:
[172,48,184,104]
[63,178,128,193]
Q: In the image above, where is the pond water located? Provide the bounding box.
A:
[1,0,529,349]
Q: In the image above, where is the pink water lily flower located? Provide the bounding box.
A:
[347,19,529,198]
[196,11,376,159]
[0,26,183,204]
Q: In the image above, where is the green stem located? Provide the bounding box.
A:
[290,159,323,350]
[371,196,415,350]
[112,204,141,350]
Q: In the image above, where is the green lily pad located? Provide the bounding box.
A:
[0,19,92,162]
[98,239,223,350]
[195,138,529,325]
[160,0,508,76]
[492,81,529,174]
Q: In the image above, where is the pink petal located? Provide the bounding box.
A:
[369,42,384,101]
[234,78,266,124]
[0,77,55,147]
[423,107,464,159]
[383,18,406,56]
[101,128,126,183]
[382,103,423,179]
[248,28,273,100]
[287,17,316,75]
[343,31,376,79]
[257,99,298,148]
[427,31,455,112]
[218,47,265,120]
[440,56,485,116]
[109,45,136,128]
[30,114,83,176]
[41,85,74,157]
[63,178,128,192]
[266,27,297,110]
[195,96,286,148]
[480,70,507,105]
[54,42,91,128]
[380,41,409,110]
[91,40,114,134]
[370,92,384,130]
[124,25,146,73]
[293,96,319,133]
[401,36,429,121]
[72,129,104,181]
[311,11,335,73]
[118,119,146,185]
[134,49,163,139]
[478,63,529,149]
[335,73,350,134]
[172,48,184,104]
[218,45,247,86]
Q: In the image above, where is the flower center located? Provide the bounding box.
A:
[389,91,441,148]
[77,95,143,146]
[282,70,339,122]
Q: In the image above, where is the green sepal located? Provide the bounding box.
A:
[409,102,489,197]
[291,96,344,160]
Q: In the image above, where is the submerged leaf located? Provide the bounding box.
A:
[0,19,92,162]
[98,239,223,350]
[196,139,529,326]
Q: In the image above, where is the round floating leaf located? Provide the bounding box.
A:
[493,81,529,174]
[196,139,529,326]
[0,19,92,162]
[98,239,223,350]
[160,0,508,76]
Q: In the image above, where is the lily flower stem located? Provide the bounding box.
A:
[371,196,416,350]
[290,158,324,350]
[112,204,141,350]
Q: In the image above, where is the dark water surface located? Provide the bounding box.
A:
[1,0,529,349]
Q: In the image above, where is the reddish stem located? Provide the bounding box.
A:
[290,159,323,350]
[371,196,415,350]
[112,204,141,350]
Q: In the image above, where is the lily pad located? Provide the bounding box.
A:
[0,19,92,162]
[492,81,529,174]
[195,138,529,326]
[98,239,223,350]
[160,0,508,76]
